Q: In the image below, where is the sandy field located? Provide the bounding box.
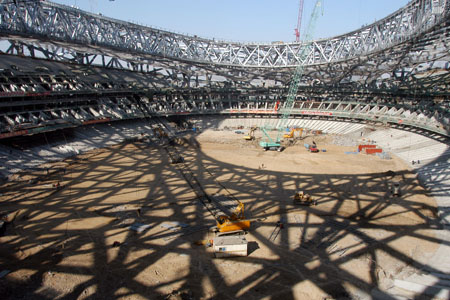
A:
[0,129,440,299]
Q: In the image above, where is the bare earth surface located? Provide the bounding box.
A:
[0,129,440,299]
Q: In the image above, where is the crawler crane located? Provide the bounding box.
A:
[131,94,250,233]
[260,0,323,151]
[216,201,250,233]
[167,149,251,233]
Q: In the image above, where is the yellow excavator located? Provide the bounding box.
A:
[244,126,257,141]
[283,128,303,139]
[216,202,250,233]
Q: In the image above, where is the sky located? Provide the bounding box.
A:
[52,0,410,43]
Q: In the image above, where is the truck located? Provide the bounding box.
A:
[309,144,319,153]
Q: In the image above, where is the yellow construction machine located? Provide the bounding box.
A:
[293,191,317,206]
[244,126,257,141]
[153,126,167,138]
[283,128,303,139]
[216,202,251,233]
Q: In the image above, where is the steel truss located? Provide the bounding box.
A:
[0,0,448,98]
[2,86,448,138]
[0,0,448,67]
[2,14,449,97]
[0,0,448,139]
[0,12,448,138]
[0,52,447,136]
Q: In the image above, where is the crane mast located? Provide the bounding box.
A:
[260,0,323,151]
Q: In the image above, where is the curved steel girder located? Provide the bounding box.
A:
[2,97,448,138]
[0,47,448,136]
[2,34,449,102]
[0,0,448,67]
[2,3,448,96]
[1,8,448,104]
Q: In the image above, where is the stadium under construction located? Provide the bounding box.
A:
[0,0,449,299]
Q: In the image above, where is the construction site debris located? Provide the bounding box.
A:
[269,221,283,242]
[129,223,151,233]
[164,289,194,300]
[160,222,189,230]
[162,225,209,241]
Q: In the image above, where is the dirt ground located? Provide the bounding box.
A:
[0,129,441,299]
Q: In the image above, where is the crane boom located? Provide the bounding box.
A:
[295,0,305,42]
[260,0,323,151]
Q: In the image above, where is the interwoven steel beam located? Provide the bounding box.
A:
[0,0,448,67]
[2,94,448,137]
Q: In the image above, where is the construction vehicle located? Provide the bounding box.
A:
[244,126,257,141]
[216,202,250,233]
[305,141,319,153]
[308,144,319,153]
[153,126,167,139]
[260,0,322,151]
[260,125,285,151]
[283,127,303,139]
[131,82,250,236]
[293,191,317,206]
[171,161,250,233]
[165,148,251,233]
